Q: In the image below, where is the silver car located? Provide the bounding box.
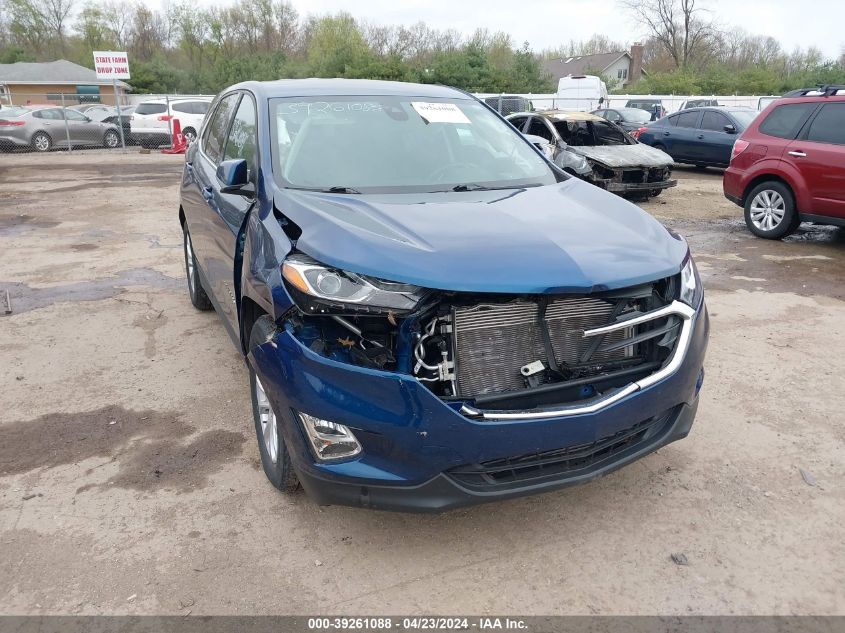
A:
[0,105,122,152]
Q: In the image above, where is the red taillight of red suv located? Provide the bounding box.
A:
[0,119,25,127]
[731,139,750,162]
[631,126,648,139]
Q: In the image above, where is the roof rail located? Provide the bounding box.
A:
[783,85,845,98]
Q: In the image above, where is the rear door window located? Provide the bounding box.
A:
[508,115,528,131]
[759,103,817,139]
[202,93,240,165]
[135,103,167,116]
[805,103,845,145]
[675,111,700,128]
[171,102,193,114]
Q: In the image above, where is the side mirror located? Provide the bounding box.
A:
[723,124,736,134]
[217,159,253,195]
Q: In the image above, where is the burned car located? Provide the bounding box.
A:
[180,80,708,512]
[507,110,677,198]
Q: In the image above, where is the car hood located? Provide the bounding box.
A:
[569,144,674,168]
[272,179,687,294]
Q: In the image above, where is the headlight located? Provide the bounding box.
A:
[282,253,425,314]
[679,256,702,308]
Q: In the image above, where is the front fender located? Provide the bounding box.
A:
[240,201,296,348]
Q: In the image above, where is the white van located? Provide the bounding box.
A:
[556,75,609,112]
[130,97,212,146]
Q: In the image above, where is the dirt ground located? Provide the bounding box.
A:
[1,151,843,616]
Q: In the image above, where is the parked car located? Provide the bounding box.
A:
[757,96,780,111]
[0,105,122,151]
[507,110,676,197]
[71,103,134,144]
[484,95,533,115]
[723,85,845,239]
[130,97,212,146]
[557,75,608,111]
[591,107,653,133]
[625,98,667,119]
[179,79,708,511]
[636,107,759,168]
[678,98,720,110]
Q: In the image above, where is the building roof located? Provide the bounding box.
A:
[542,52,630,80]
[0,60,131,89]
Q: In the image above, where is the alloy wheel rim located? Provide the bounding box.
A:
[254,377,279,464]
[750,190,786,231]
[35,135,48,151]
[185,130,196,143]
[106,132,118,147]
[185,232,196,295]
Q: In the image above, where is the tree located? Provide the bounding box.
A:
[620,0,715,68]
[306,13,371,77]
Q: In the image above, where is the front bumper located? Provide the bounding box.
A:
[249,302,709,512]
[605,179,678,193]
[296,400,698,512]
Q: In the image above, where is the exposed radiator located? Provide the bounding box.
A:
[452,298,632,397]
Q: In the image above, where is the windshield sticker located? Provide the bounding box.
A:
[411,102,470,124]
[277,102,384,116]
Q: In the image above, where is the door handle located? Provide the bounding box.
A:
[788,150,806,157]
[663,131,670,136]
[697,134,704,139]
[202,186,213,200]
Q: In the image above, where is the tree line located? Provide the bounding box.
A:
[0,0,552,94]
[0,0,842,96]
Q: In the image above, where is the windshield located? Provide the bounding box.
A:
[553,119,631,146]
[729,110,758,129]
[270,96,557,193]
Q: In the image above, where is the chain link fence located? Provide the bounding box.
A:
[0,92,214,154]
[477,93,777,114]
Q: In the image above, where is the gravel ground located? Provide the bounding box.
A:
[1,151,843,615]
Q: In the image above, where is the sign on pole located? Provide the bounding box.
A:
[93,51,131,80]
[93,51,130,149]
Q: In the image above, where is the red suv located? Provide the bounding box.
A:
[723,86,845,239]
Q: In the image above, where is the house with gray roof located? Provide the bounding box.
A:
[542,44,646,90]
[0,59,131,107]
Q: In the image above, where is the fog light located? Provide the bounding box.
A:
[298,412,362,461]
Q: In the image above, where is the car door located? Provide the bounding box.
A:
[659,110,701,162]
[62,108,94,145]
[31,108,64,145]
[785,102,845,219]
[694,110,734,165]
[188,91,250,340]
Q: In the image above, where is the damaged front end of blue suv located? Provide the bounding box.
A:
[179,79,709,512]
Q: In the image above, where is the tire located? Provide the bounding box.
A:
[744,181,799,239]
[249,316,299,493]
[650,188,664,197]
[103,129,120,149]
[31,132,52,153]
[183,127,197,144]
[182,226,213,310]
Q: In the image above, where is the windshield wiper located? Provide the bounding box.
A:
[440,183,543,192]
[285,185,362,194]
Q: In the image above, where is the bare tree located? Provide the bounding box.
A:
[619,0,716,68]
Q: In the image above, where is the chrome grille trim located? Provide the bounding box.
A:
[460,301,697,421]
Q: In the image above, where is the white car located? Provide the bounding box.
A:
[130,97,212,146]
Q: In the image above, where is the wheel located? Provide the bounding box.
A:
[744,181,799,239]
[182,226,213,310]
[182,127,197,144]
[249,316,299,492]
[31,132,51,152]
[650,188,664,197]
[103,129,120,149]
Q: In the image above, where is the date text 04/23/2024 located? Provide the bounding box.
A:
[307,617,528,630]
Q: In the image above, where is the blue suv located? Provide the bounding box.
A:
[179,79,709,512]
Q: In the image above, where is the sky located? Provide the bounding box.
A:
[146,0,845,60]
